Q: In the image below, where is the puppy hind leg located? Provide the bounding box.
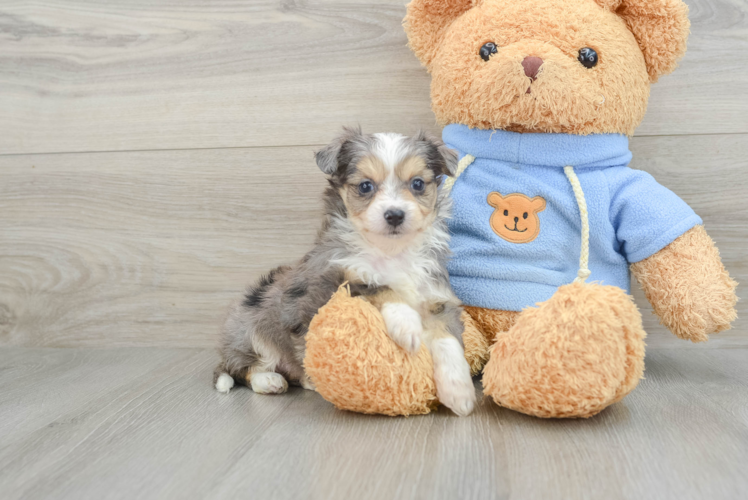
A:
[215,373,235,394]
[214,358,289,395]
[214,362,248,394]
[247,370,289,395]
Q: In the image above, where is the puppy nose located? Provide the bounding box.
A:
[522,56,544,80]
[384,209,405,227]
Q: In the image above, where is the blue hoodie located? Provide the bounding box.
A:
[443,124,702,312]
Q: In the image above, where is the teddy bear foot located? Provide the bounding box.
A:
[304,287,439,416]
[482,282,647,418]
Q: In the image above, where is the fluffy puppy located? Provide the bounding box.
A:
[214,127,476,416]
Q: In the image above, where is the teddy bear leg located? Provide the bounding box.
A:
[482,282,647,418]
[631,225,738,343]
[462,307,521,375]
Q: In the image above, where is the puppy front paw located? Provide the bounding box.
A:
[435,369,476,417]
[381,302,423,354]
[432,338,477,417]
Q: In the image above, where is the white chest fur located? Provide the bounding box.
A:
[338,248,451,308]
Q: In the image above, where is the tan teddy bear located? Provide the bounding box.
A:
[304,0,738,418]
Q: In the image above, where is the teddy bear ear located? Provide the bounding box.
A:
[596,0,690,82]
[404,0,477,70]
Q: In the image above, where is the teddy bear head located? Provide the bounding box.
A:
[405,0,689,135]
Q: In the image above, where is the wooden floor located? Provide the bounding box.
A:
[1,0,747,498]
[0,347,746,500]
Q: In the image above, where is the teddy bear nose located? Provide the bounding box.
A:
[514,216,519,223]
[522,56,544,81]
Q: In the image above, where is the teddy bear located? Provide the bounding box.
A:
[304,0,738,418]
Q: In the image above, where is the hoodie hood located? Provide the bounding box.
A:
[442,124,632,169]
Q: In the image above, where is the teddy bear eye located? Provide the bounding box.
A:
[503,209,509,216]
[578,48,598,68]
[523,212,528,219]
[480,42,498,62]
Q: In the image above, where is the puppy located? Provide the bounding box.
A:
[214,127,476,416]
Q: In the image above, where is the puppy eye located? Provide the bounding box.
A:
[503,209,509,216]
[578,48,598,68]
[479,42,498,62]
[358,181,374,195]
[410,178,425,192]
[523,212,528,219]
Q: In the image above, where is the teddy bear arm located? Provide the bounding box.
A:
[630,225,738,342]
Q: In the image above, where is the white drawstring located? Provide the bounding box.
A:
[442,154,475,193]
[564,166,591,283]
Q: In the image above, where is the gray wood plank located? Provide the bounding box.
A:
[0,0,746,156]
[0,347,746,500]
[628,134,748,348]
[1,134,746,348]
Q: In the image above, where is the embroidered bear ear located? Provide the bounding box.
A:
[530,196,547,212]
[487,192,504,207]
[404,0,477,70]
[595,0,690,82]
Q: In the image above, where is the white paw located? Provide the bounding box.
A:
[381,302,423,354]
[250,372,289,395]
[215,373,235,394]
[436,372,476,417]
[431,338,476,417]
[300,374,316,392]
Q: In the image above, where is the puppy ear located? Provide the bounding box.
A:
[413,130,459,179]
[596,0,690,82]
[404,0,476,70]
[315,126,363,176]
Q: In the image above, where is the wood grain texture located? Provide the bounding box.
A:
[1,2,746,498]
[0,0,747,156]
[0,347,746,500]
[1,134,746,348]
